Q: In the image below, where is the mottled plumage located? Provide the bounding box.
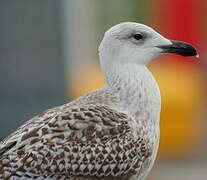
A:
[0,86,158,180]
[0,22,197,180]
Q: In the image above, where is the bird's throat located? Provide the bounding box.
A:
[104,63,161,126]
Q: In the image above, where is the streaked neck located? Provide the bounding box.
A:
[103,62,161,125]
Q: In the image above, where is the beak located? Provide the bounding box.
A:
[157,40,198,57]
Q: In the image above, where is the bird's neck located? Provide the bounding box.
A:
[103,62,161,126]
[104,63,147,90]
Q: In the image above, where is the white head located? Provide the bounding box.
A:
[98,22,197,69]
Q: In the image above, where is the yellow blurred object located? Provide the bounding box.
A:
[68,63,104,99]
[150,58,204,158]
[69,59,204,158]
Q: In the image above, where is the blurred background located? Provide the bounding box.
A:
[0,0,206,179]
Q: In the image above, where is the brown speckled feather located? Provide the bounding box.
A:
[0,89,153,180]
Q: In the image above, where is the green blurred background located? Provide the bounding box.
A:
[0,0,207,179]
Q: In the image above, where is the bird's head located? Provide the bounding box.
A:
[99,22,198,67]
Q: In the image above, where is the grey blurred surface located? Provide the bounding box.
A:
[0,1,66,139]
[147,163,207,180]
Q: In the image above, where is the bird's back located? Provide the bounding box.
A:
[0,88,154,180]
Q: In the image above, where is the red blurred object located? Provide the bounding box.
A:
[150,0,205,157]
[154,0,202,62]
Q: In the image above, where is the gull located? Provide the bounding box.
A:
[0,22,197,180]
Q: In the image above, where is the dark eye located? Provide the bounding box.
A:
[133,34,143,40]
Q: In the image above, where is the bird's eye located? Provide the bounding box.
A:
[133,34,144,40]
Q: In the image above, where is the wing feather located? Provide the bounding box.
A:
[0,104,152,179]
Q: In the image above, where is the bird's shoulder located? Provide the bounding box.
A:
[0,89,122,155]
